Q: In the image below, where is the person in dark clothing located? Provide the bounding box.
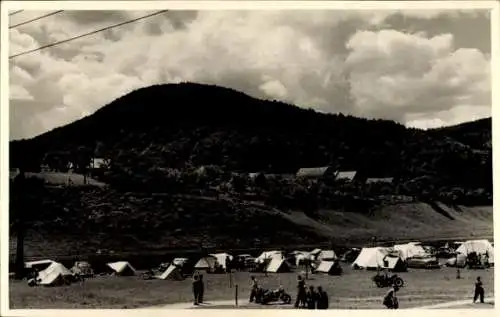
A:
[192,274,200,305]
[226,256,231,273]
[473,277,485,303]
[199,274,205,303]
[316,286,329,310]
[294,275,307,308]
[306,285,317,309]
[249,276,259,303]
[383,285,399,309]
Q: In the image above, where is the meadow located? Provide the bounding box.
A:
[9,264,494,309]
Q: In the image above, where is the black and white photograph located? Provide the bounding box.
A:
[1,0,497,313]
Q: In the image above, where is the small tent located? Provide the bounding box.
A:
[209,253,233,269]
[382,254,407,272]
[155,264,183,280]
[107,261,136,276]
[352,247,390,270]
[38,262,73,286]
[456,240,494,264]
[25,259,55,271]
[393,243,427,260]
[194,256,218,271]
[309,248,322,256]
[315,261,341,275]
[265,257,291,273]
[255,250,282,264]
[317,250,337,261]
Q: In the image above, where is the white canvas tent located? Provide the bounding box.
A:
[25,259,54,271]
[209,253,233,269]
[393,243,427,260]
[37,262,73,286]
[255,250,282,263]
[107,261,136,276]
[155,264,183,280]
[194,256,218,270]
[456,240,494,264]
[352,247,390,269]
[309,248,322,256]
[317,250,337,261]
[265,257,291,273]
[382,254,407,272]
[315,261,339,274]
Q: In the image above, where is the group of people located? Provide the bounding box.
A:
[192,273,205,305]
[295,275,328,309]
[293,275,329,309]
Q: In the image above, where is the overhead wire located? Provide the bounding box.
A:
[9,10,24,16]
[9,10,169,59]
[9,10,65,29]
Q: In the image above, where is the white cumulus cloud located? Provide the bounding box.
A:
[7,9,491,139]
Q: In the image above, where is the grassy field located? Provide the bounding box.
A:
[9,264,494,309]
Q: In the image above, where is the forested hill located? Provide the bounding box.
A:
[10,82,492,191]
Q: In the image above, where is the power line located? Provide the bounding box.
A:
[9,10,169,60]
[9,10,24,16]
[9,10,65,29]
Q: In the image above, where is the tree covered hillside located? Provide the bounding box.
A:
[10,82,492,193]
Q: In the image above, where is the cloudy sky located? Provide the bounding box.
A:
[8,8,491,140]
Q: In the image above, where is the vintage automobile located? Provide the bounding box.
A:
[406,256,441,269]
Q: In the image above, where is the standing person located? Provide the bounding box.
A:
[226,256,231,273]
[249,276,259,303]
[294,275,307,308]
[199,274,205,304]
[473,277,485,303]
[316,286,329,309]
[383,284,399,309]
[306,285,317,309]
[192,274,200,305]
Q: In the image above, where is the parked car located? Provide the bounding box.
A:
[406,256,441,269]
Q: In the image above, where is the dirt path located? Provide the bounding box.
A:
[414,297,494,309]
[143,295,495,309]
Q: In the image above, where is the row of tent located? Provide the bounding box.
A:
[24,239,494,286]
[351,240,494,270]
[445,239,494,267]
[25,260,138,286]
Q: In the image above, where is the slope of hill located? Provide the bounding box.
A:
[9,186,493,258]
[430,117,492,150]
[8,82,493,257]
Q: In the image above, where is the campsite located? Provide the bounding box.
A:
[9,239,495,309]
[6,7,494,311]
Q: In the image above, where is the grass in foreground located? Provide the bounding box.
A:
[9,265,494,309]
